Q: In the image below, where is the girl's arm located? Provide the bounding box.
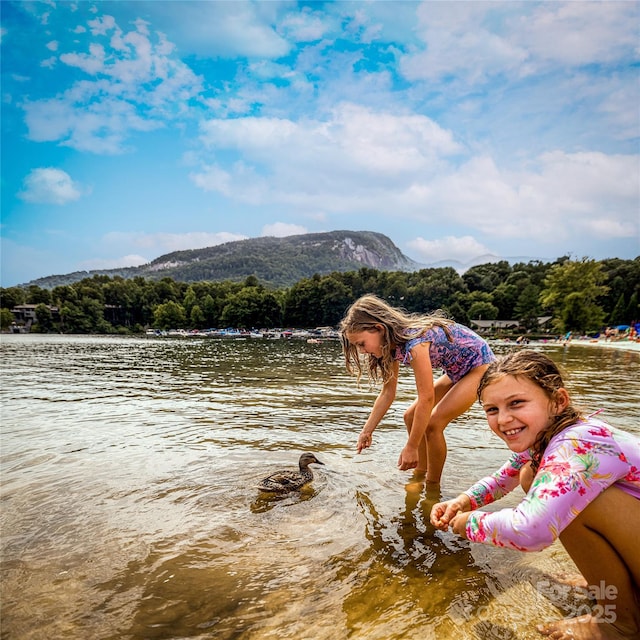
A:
[464,427,635,551]
[430,453,528,531]
[357,361,399,453]
[398,343,435,470]
[463,451,531,508]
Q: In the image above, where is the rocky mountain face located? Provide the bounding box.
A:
[26,230,425,289]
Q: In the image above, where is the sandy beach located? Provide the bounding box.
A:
[559,338,640,352]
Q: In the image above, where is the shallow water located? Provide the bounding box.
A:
[1,335,638,640]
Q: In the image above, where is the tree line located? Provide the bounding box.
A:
[1,256,638,336]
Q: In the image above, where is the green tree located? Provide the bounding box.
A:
[0,287,26,310]
[539,258,608,333]
[52,285,78,306]
[183,286,197,317]
[490,282,520,319]
[221,288,282,328]
[283,278,318,327]
[190,304,206,328]
[35,303,55,332]
[153,301,188,329]
[463,261,511,293]
[447,301,469,325]
[468,301,499,320]
[562,292,605,334]
[201,293,220,327]
[103,277,143,328]
[59,302,85,333]
[625,292,639,324]
[154,278,182,304]
[514,283,542,330]
[609,294,626,326]
[27,285,52,304]
[1,308,15,330]
[405,268,466,312]
[599,258,640,318]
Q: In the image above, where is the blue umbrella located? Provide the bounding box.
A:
[615,325,630,330]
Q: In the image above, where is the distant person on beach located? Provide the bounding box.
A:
[430,350,640,639]
[339,294,495,484]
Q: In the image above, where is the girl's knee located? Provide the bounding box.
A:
[424,420,447,438]
[403,407,414,429]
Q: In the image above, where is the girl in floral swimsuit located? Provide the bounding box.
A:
[340,294,495,484]
[430,350,640,639]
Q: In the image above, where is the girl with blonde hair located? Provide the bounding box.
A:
[340,294,495,483]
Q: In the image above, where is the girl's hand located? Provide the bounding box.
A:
[429,494,470,530]
[357,431,373,453]
[397,444,419,470]
[449,512,471,538]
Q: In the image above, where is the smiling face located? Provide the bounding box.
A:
[479,374,569,452]
[345,326,385,359]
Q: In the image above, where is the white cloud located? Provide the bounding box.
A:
[403,2,640,85]
[192,105,638,252]
[102,231,248,254]
[403,3,527,83]
[23,92,161,153]
[421,151,639,242]
[262,222,308,237]
[513,2,640,68]
[18,168,84,204]
[22,16,202,154]
[279,8,329,42]
[193,103,461,207]
[144,1,290,58]
[407,236,494,264]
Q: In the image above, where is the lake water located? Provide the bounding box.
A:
[1,335,639,640]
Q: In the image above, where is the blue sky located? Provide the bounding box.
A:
[1,0,639,287]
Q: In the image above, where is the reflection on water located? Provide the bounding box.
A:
[1,335,638,639]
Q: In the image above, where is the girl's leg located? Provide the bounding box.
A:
[538,487,640,640]
[404,398,427,475]
[403,376,452,475]
[423,364,490,483]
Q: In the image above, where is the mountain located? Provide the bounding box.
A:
[25,230,426,289]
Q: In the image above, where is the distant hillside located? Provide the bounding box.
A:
[26,230,425,289]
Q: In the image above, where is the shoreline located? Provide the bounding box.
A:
[554,338,640,352]
[4,332,640,352]
[489,337,640,353]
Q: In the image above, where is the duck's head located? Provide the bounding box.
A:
[299,452,324,467]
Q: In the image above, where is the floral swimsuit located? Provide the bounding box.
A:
[464,417,640,551]
[393,324,495,384]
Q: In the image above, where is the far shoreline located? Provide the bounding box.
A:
[488,336,640,353]
[561,338,640,352]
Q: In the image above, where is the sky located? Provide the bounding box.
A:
[1,1,639,288]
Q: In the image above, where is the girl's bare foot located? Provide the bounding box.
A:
[555,572,589,590]
[404,469,427,493]
[538,614,640,640]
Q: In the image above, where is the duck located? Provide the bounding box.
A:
[256,452,324,493]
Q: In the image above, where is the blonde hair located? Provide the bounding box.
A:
[478,349,584,472]
[339,294,453,384]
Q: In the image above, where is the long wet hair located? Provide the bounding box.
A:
[339,294,454,384]
[477,349,583,472]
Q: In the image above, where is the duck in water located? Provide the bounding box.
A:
[256,452,324,493]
